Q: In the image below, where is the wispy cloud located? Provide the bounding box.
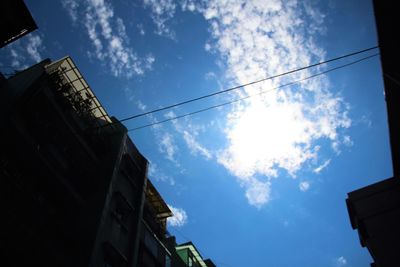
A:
[143,0,177,39]
[335,256,347,267]
[5,33,45,70]
[122,87,135,102]
[168,205,188,227]
[313,159,331,174]
[137,24,146,36]
[299,181,310,192]
[182,130,212,160]
[360,114,372,128]
[137,100,147,111]
[62,0,154,78]
[136,109,183,168]
[148,162,175,185]
[343,135,353,147]
[25,35,43,62]
[187,0,352,207]
[164,111,213,161]
[245,178,271,208]
[159,132,179,162]
[62,0,79,23]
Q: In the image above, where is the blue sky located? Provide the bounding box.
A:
[0,1,392,266]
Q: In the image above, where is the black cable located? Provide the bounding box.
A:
[128,53,379,132]
[118,46,378,124]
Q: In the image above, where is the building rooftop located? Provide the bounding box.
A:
[146,179,173,220]
[176,242,208,267]
[44,56,112,128]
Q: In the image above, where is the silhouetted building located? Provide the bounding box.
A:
[373,1,400,177]
[346,178,400,267]
[0,56,173,267]
[0,0,37,48]
[346,1,400,267]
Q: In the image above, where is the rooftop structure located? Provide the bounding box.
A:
[176,242,208,267]
[164,240,216,267]
[45,56,112,128]
[0,0,38,48]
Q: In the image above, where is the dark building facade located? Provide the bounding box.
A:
[346,178,400,267]
[346,1,400,267]
[0,56,174,267]
[0,0,38,48]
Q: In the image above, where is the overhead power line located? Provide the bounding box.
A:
[118,46,378,124]
[128,53,379,132]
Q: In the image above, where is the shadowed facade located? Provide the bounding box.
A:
[346,2,400,267]
[0,57,175,267]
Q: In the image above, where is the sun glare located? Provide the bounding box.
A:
[224,96,316,178]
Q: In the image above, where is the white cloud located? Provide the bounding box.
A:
[148,162,175,185]
[190,0,351,207]
[335,256,347,267]
[360,114,372,128]
[302,2,326,34]
[168,205,188,227]
[62,0,154,78]
[137,100,147,111]
[159,132,178,162]
[62,0,79,23]
[163,111,213,161]
[245,179,271,208]
[143,112,183,168]
[148,161,157,177]
[143,0,177,39]
[10,48,25,69]
[299,181,310,192]
[137,24,146,36]
[6,33,45,70]
[123,87,135,102]
[181,0,198,12]
[332,141,341,155]
[313,159,331,174]
[343,135,353,147]
[182,131,212,160]
[205,71,216,80]
[26,35,43,62]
